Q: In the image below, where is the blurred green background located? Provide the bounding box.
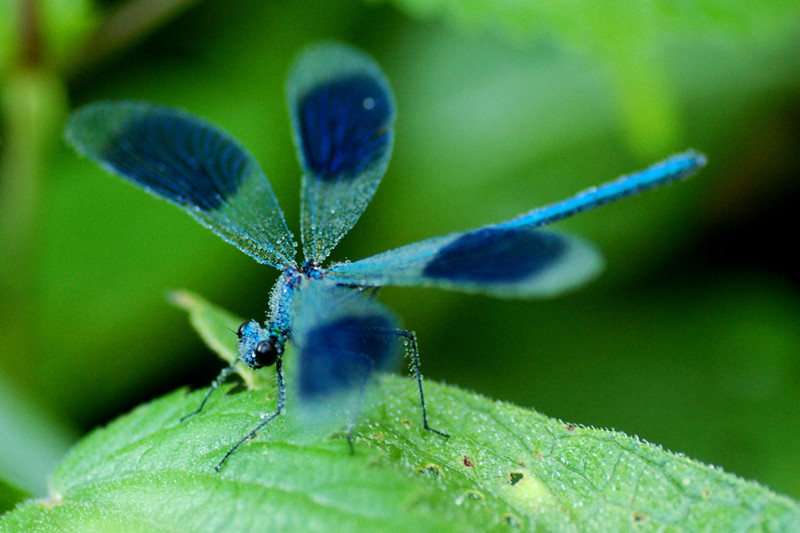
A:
[1,0,799,505]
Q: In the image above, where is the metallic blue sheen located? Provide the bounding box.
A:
[65,101,296,268]
[422,227,567,282]
[299,314,396,398]
[501,151,706,229]
[97,106,243,210]
[299,75,393,181]
[289,43,396,264]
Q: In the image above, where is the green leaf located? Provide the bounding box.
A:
[2,378,799,531]
[2,292,798,531]
[0,478,28,516]
[166,290,272,390]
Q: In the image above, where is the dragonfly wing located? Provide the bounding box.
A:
[327,151,707,297]
[290,280,401,427]
[327,226,602,298]
[65,101,297,268]
[287,43,395,265]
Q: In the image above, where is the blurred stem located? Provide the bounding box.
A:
[65,0,204,78]
[0,1,67,369]
[0,70,66,361]
[19,0,43,67]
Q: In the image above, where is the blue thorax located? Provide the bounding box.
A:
[238,261,328,370]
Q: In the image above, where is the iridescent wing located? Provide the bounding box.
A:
[328,227,602,298]
[65,101,297,268]
[326,151,706,297]
[287,43,395,265]
[289,279,401,428]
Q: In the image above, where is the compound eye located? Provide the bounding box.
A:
[254,340,278,367]
[237,322,248,339]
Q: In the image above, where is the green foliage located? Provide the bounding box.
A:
[2,366,798,530]
[0,479,28,516]
[368,0,800,43]
[369,0,800,156]
[6,291,798,531]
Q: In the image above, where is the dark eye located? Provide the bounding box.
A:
[237,322,248,339]
[254,340,277,367]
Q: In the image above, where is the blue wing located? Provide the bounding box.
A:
[65,101,297,269]
[326,151,706,297]
[288,279,401,428]
[327,227,602,298]
[287,43,395,265]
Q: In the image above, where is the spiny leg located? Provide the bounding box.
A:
[181,360,237,423]
[377,328,449,439]
[215,357,286,471]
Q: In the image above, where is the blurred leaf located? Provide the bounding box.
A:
[0,372,76,497]
[40,0,97,69]
[0,478,28,516]
[370,0,800,156]
[64,0,201,77]
[167,289,272,390]
[166,290,241,364]
[368,0,800,46]
[2,374,798,531]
